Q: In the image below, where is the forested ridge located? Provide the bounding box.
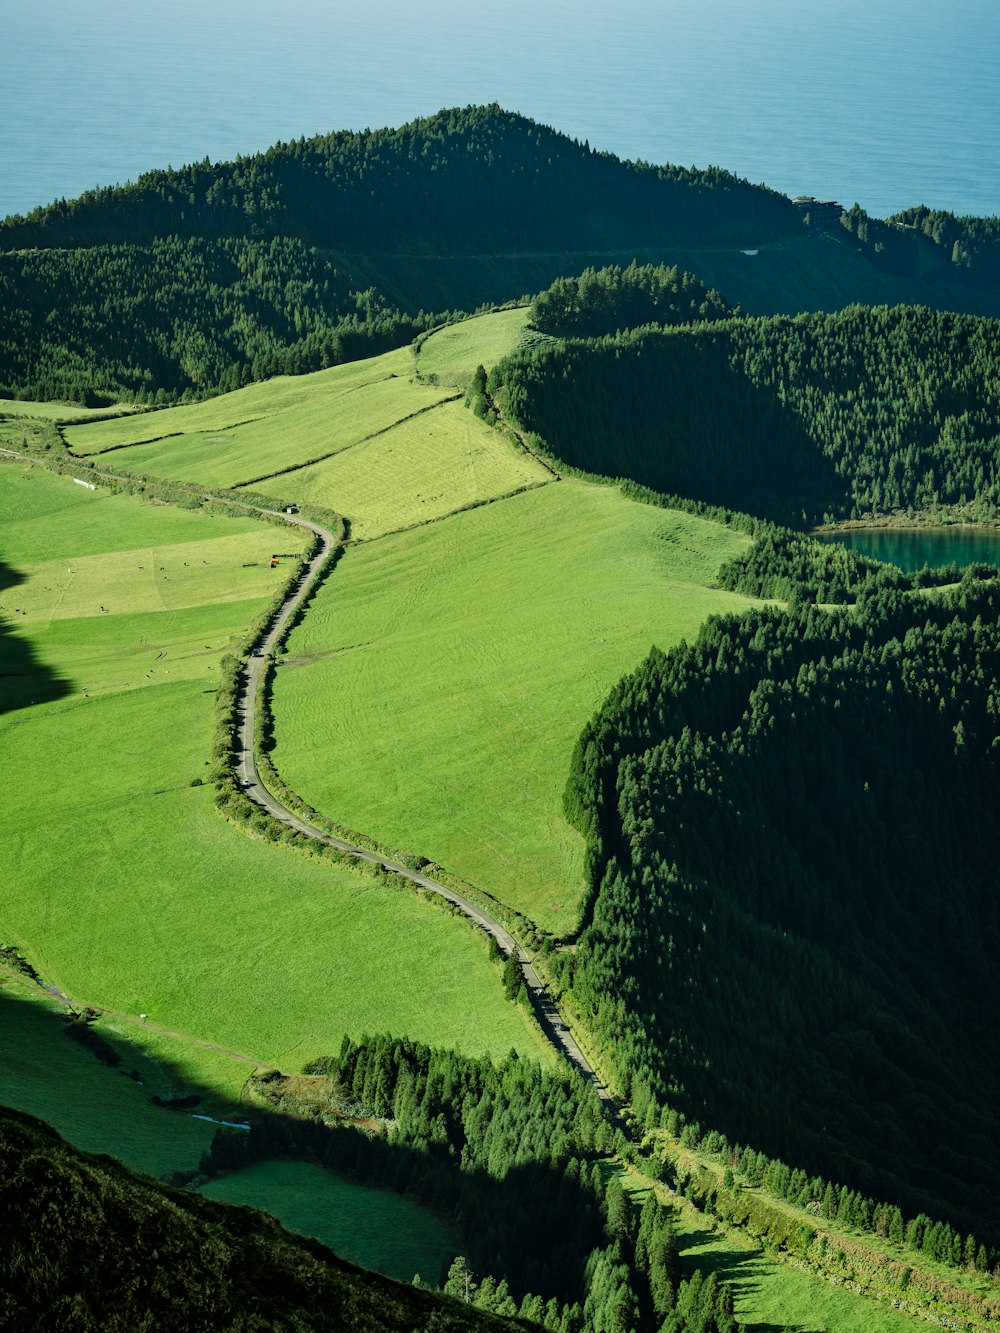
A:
[0,106,801,406]
[554,576,1000,1247]
[0,106,799,254]
[490,303,1000,523]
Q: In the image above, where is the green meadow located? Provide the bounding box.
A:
[253,397,550,539]
[270,480,757,931]
[201,1160,457,1285]
[1,399,144,422]
[0,463,547,1101]
[64,350,420,455]
[61,315,550,540]
[416,307,534,388]
[0,985,214,1177]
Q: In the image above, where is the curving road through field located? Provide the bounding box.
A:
[0,444,618,1113]
[230,503,618,1111]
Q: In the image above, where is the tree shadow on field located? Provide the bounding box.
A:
[678,1231,819,1333]
[0,557,71,715]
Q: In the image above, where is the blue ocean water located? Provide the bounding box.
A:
[1,0,998,222]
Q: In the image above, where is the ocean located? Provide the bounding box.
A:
[2,0,998,222]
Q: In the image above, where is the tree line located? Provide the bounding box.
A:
[0,106,800,255]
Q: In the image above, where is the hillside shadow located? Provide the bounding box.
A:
[0,989,604,1302]
[0,557,72,714]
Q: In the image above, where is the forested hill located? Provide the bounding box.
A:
[490,303,1000,524]
[0,106,799,254]
[558,577,1000,1243]
[0,1104,524,1333]
[4,106,1000,404]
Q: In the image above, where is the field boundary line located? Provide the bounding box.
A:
[232,394,461,490]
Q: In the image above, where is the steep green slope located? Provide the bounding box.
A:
[0,1103,523,1333]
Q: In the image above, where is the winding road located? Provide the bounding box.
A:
[230,504,618,1110]
[0,443,618,1113]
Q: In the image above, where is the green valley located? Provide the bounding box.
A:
[3,104,999,1333]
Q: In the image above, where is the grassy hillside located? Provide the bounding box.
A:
[416,307,535,388]
[269,480,757,931]
[0,463,547,1095]
[0,1103,523,1333]
[64,313,552,540]
[252,397,549,539]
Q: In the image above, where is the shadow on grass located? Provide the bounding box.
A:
[678,1229,820,1332]
[0,987,603,1303]
[0,557,72,715]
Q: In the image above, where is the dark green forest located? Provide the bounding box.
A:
[0,106,799,254]
[0,1103,526,1333]
[490,303,1000,523]
[530,264,734,338]
[555,576,1000,1246]
[0,235,442,403]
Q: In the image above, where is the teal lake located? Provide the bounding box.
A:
[3,0,998,222]
[815,527,1000,572]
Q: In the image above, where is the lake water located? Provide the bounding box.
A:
[2,0,998,222]
[815,527,1000,572]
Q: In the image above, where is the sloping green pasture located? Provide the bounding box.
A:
[64,350,453,490]
[253,397,550,539]
[201,1160,457,1285]
[64,350,415,453]
[0,464,547,1103]
[416,307,533,387]
[270,480,757,931]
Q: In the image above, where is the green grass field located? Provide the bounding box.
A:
[71,366,452,490]
[270,480,757,930]
[1,398,144,422]
[201,1159,457,1285]
[0,985,215,1177]
[63,350,418,455]
[416,307,534,388]
[0,464,547,1102]
[253,397,550,540]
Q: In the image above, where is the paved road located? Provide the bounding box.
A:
[230,505,618,1110]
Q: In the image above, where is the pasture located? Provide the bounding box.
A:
[0,985,214,1178]
[253,397,551,539]
[201,1160,457,1285]
[269,479,758,931]
[0,463,548,1107]
[416,307,534,387]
